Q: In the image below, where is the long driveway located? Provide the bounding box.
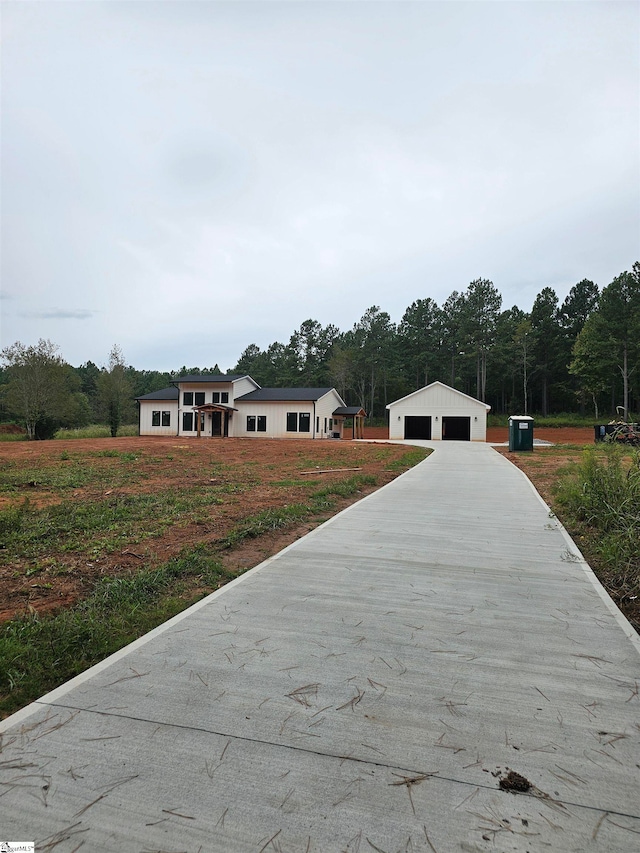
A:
[2,442,639,852]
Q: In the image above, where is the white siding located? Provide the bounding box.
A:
[139,401,179,436]
[315,390,347,438]
[234,391,345,439]
[177,382,234,437]
[230,376,260,401]
[387,382,489,441]
[234,402,315,438]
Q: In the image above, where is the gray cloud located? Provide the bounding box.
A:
[20,309,95,320]
[1,1,637,370]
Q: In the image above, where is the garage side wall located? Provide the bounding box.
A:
[388,385,487,441]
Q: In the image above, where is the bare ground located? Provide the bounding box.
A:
[0,436,420,622]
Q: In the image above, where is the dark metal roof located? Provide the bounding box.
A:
[175,374,245,384]
[236,387,334,402]
[136,387,179,401]
[333,406,366,416]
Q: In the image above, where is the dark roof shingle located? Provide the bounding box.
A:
[333,406,366,416]
[136,387,179,401]
[236,387,334,402]
[176,374,244,383]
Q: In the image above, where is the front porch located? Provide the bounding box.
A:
[192,404,237,437]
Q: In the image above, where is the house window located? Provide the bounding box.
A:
[152,411,160,426]
[324,417,327,432]
[299,413,310,433]
[183,412,193,432]
[162,411,171,427]
[257,416,267,432]
[329,418,333,430]
[183,392,193,406]
[195,392,205,406]
[286,412,298,432]
[316,416,319,433]
[221,392,229,404]
[213,392,220,403]
[247,416,256,432]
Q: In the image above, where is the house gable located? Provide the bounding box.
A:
[387,381,490,442]
[387,381,491,412]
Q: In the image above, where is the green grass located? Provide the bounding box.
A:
[54,424,139,439]
[0,461,101,493]
[554,445,640,627]
[488,413,637,428]
[385,448,430,471]
[0,544,236,718]
[219,504,312,549]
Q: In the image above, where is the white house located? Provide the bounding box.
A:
[137,375,360,439]
[387,381,491,441]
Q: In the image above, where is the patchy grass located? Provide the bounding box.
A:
[0,436,427,717]
[0,544,236,718]
[0,490,225,559]
[219,474,378,549]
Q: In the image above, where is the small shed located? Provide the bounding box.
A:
[387,381,491,442]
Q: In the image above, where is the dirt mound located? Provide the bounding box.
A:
[0,423,26,435]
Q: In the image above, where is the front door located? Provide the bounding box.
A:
[212,411,222,436]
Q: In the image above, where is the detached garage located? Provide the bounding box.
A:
[387,381,491,442]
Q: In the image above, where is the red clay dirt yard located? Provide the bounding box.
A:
[0,437,425,623]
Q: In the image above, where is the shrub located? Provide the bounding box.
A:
[555,445,640,610]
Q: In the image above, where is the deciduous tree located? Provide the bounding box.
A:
[0,339,77,439]
[97,345,134,437]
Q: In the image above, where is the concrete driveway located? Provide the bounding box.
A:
[1,441,639,851]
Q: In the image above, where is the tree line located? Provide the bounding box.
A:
[1,263,638,437]
[234,263,640,420]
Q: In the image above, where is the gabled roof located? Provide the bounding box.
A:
[236,387,337,403]
[136,386,179,401]
[333,406,366,416]
[175,374,246,384]
[386,381,491,411]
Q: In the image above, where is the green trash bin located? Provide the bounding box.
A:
[508,415,534,451]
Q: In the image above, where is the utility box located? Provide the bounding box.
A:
[508,415,534,451]
[594,424,613,442]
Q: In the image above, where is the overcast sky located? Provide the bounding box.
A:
[1,1,638,372]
